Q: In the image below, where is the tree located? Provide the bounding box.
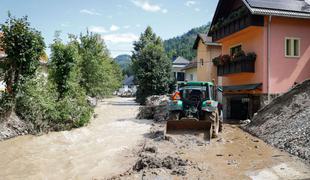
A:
[0,14,45,98]
[77,32,122,97]
[49,36,79,99]
[132,26,172,104]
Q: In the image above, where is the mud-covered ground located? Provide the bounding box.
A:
[0,97,309,179]
[111,122,310,180]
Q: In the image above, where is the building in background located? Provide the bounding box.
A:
[182,59,198,82]
[172,56,190,83]
[208,0,310,120]
[193,34,221,84]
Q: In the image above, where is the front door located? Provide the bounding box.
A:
[230,99,248,120]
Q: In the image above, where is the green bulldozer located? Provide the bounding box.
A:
[167,81,223,140]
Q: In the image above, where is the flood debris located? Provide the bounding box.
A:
[137,95,170,122]
[0,112,32,141]
[133,152,190,176]
[244,79,310,163]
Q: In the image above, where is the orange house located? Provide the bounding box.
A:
[208,0,310,120]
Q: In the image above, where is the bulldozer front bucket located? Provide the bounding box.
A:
[166,118,212,141]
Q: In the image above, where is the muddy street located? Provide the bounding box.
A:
[0,97,309,179]
[0,97,151,179]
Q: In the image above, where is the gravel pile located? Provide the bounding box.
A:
[137,95,170,122]
[0,112,32,141]
[244,79,310,163]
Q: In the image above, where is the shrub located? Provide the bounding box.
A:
[15,77,93,132]
[15,77,59,132]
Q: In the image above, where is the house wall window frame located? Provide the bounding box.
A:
[230,44,242,56]
[285,37,300,58]
[200,58,204,66]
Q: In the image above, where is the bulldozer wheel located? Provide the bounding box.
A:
[204,110,220,138]
[169,111,180,121]
[219,120,223,132]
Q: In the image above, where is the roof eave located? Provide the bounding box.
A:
[242,0,310,19]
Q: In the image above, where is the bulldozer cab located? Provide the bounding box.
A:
[166,81,221,140]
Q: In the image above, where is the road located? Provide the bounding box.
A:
[0,97,309,179]
[0,97,151,179]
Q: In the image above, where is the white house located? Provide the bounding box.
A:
[172,56,190,83]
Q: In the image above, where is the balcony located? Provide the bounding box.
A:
[212,52,256,76]
[210,7,264,41]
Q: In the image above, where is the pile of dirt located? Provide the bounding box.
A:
[137,95,170,122]
[244,79,310,163]
[0,112,32,141]
[133,145,190,176]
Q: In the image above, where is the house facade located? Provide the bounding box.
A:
[193,34,222,84]
[172,56,190,83]
[209,0,310,120]
[182,60,198,82]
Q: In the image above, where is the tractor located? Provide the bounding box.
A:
[166,81,223,139]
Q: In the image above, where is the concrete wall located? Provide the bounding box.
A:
[196,40,221,83]
[269,16,310,93]
[185,68,197,81]
[219,26,265,93]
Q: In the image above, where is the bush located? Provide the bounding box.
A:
[15,77,59,132]
[55,83,93,129]
[15,77,93,132]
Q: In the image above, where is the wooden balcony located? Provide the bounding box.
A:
[212,14,264,41]
[217,60,255,76]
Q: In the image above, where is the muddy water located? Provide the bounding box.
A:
[0,98,151,180]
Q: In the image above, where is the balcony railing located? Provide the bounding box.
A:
[212,52,256,76]
[210,7,264,41]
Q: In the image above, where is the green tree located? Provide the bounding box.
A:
[49,36,79,99]
[77,32,122,97]
[132,26,172,104]
[0,14,45,98]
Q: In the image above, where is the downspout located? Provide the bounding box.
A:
[267,15,272,104]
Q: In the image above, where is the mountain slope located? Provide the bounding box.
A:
[114,54,131,69]
[164,24,210,60]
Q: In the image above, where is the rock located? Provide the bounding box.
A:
[87,96,97,107]
[240,119,251,124]
[137,95,170,122]
[144,146,158,153]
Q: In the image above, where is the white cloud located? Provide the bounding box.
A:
[102,33,139,43]
[110,25,120,32]
[185,0,196,7]
[123,25,131,29]
[80,9,101,16]
[195,8,200,12]
[89,26,108,33]
[131,0,167,13]
[136,24,141,28]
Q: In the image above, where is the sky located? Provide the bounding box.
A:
[0,0,218,57]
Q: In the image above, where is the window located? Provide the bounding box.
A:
[190,74,194,81]
[285,38,300,57]
[177,72,185,81]
[230,45,242,56]
[200,59,204,66]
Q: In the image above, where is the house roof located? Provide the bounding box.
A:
[173,56,190,65]
[209,0,310,37]
[181,60,197,71]
[193,34,221,49]
[243,0,310,18]
[123,76,135,86]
